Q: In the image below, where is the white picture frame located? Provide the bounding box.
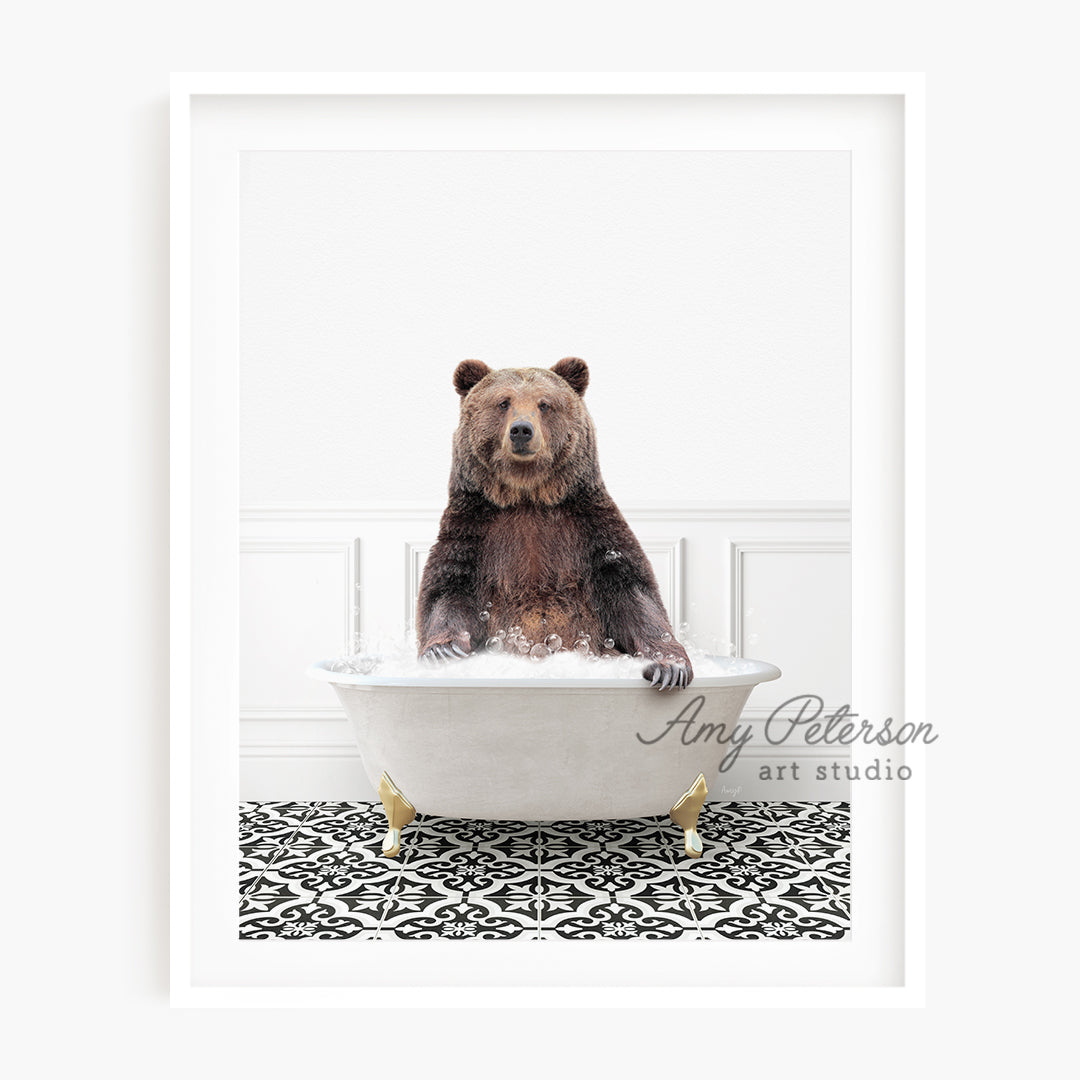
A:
[171,72,925,1007]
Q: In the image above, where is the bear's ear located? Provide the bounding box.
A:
[453,359,492,398]
[551,356,589,397]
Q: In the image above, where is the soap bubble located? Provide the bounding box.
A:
[604,549,621,562]
[661,632,672,642]
[603,638,615,649]
[479,610,490,621]
[544,634,563,651]
[331,655,379,675]
[326,621,770,682]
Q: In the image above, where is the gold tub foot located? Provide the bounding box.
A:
[377,771,416,858]
[669,773,709,858]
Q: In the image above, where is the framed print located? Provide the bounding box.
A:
[172,73,925,1006]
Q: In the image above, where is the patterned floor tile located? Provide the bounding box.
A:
[378,868,538,940]
[292,801,385,844]
[240,831,296,876]
[257,844,400,898]
[396,847,537,893]
[770,801,851,835]
[688,847,823,893]
[238,801,850,942]
[539,817,674,869]
[536,824,593,865]
[239,803,321,899]
[381,896,534,940]
[474,876,543,923]
[535,874,599,923]
[409,815,540,869]
[545,890,697,940]
[542,847,676,893]
[240,890,383,939]
[763,870,850,923]
[662,802,851,889]
[417,814,535,843]
[537,817,698,939]
[700,892,849,940]
[240,802,318,831]
[370,814,540,940]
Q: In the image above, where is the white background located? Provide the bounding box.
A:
[240,150,850,504]
[2,1,1074,1076]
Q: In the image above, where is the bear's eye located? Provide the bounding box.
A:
[539,402,550,413]
[498,399,510,411]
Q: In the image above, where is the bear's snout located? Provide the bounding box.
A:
[509,419,535,454]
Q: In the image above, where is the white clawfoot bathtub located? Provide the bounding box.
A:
[308,657,781,839]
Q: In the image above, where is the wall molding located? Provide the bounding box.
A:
[728,535,851,658]
[238,740,853,804]
[239,537,361,555]
[241,739,358,759]
[642,538,684,630]
[238,741,849,761]
[241,501,851,525]
[238,705,345,722]
[240,536,360,653]
[238,701,851,728]
[405,540,431,630]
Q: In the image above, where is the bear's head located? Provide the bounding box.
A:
[449,357,599,507]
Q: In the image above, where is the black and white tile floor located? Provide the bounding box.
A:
[240,801,850,940]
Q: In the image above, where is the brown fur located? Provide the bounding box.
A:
[417,357,693,689]
[451,359,599,509]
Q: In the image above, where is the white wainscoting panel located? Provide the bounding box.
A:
[729,537,852,716]
[239,538,360,715]
[240,503,850,801]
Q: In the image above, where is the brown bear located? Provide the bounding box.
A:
[416,357,693,690]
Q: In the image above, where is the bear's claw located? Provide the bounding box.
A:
[420,642,470,663]
[642,660,692,691]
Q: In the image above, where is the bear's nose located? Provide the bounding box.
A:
[509,421,534,445]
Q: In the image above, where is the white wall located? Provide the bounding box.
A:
[240,150,850,505]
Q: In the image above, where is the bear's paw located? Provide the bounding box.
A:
[642,658,694,691]
[419,636,472,664]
